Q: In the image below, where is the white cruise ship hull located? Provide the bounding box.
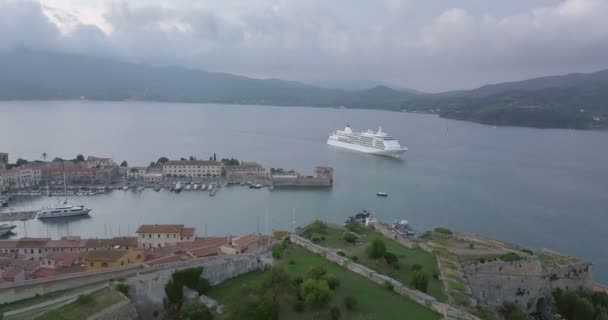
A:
[37,208,91,219]
[327,139,407,157]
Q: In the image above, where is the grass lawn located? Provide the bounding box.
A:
[34,287,124,320]
[208,245,441,320]
[300,222,447,302]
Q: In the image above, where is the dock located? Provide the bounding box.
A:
[0,210,37,222]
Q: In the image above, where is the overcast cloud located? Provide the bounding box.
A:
[1,0,607,92]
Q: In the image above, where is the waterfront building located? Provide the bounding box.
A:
[85,156,114,169]
[218,234,269,255]
[136,224,196,248]
[127,167,147,180]
[39,161,95,184]
[85,249,142,271]
[224,162,268,183]
[162,160,222,178]
[0,165,42,189]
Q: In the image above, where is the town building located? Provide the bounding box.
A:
[0,165,42,189]
[127,167,147,180]
[162,160,222,178]
[85,249,142,271]
[224,162,268,184]
[39,161,95,184]
[219,234,270,255]
[136,224,196,248]
[128,166,163,183]
[85,156,114,169]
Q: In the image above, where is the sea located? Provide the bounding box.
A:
[1,101,607,282]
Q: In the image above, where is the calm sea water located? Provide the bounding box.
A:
[1,101,607,281]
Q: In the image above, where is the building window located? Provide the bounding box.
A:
[173,234,176,238]
[157,234,160,238]
[102,262,108,267]
[166,234,169,238]
[148,234,151,238]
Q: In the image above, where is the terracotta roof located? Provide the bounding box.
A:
[181,228,195,237]
[44,252,85,265]
[136,224,184,234]
[189,246,219,258]
[178,237,226,250]
[16,238,51,248]
[145,254,187,266]
[2,266,24,280]
[86,249,128,262]
[231,234,261,249]
[0,240,19,249]
[165,160,221,166]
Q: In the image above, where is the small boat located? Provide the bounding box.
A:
[153,187,161,192]
[201,184,207,191]
[376,192,388,197]
[136,186,145,192]
[175,182,182,193]
[122,186,129,191]
[185,185,192,191]
[209,188,217,196]
[0,200,7,207]
[250,184,263,189]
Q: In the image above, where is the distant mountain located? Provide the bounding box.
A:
[1,49,607,129]
[0,49,414,108]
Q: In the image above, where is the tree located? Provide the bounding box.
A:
[367,238,387,259]
[410,271,429,293]
[330,306,341,320]
[225,292,278,320]
[42,152,47,162]
[53,157,64,162]
[300,279,332,308]
[75,154,85,162]
[149,162,156,167]
[164,279,184,311]
[260,267,292,304]
[15,158,28,166]
[120,160,128,167]
[189,156,195,161]
[306,265,327,280]
[209,156,212,161]
[271,244,284,259]
[180,300,212,320]
[213,153,216,161]
[326,274,340,290]
[157,157,169,164]
[343,232,358,243]
[384,251,398,267]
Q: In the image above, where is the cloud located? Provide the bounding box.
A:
[1,0,608,91]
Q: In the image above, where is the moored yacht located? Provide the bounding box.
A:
[0,223,16,236]
[37,201,91,219]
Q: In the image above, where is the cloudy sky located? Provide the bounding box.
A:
[1,0,607,92]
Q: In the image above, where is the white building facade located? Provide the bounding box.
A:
[162,160,222,178]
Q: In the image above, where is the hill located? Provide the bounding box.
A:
[0,49,414,108]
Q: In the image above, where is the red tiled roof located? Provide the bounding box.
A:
[85,249,128,262]
[181,228,195,237]
[231,234,261,249]
[178,237,226,250]
[146,254,188,266]
[2,266,24,280]
[136,224,184,234]
[32,265,86,279]
[189,246,219,258]
[0,240,19,249]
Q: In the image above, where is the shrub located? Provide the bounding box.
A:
[351,255,359,262]
[383,252,398,267]
[367,238,387,259]
[521,248,534,255]
[497,301,527,320]
[385,281,394,291]
[326,274,340,290]
[434,227,453,235]
[500,252,523,263]
[115,283,130,298]
[300,279,333,308]
[180,300,212,320]
[311,220,328,234]
[292,300,305,312]
[345,222,364,233]
[336,251,345,256]
[410,264,423,272]
[293,276,304,287]
[311,236,322,244]
[410,271,429,293]
[344,296,358,310]
[306,266,327,280]
[288,259,295,265]
[76,294,93,305]
[330,306,341,320]
[343,232,358,243]
[272,244,283,259]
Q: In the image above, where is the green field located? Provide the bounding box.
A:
[208,245,441,320]
[33,288,124,320]
[301,222,447,301]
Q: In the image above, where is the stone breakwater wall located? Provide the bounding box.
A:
[128,254,269,320]
[462,256,592,313]
[290,235,479,320]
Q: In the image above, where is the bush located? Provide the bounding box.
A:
[330,306,341,320]
[293,276,304,287]
[180,300,212,320]
[272,244,283,259]
[288,259,295,265]
[521,248,534,255]
[115,283,130,298]
[367,238,387,259]
[410,271,429,293]
[326,274,340,290]
[336,251,345,257]
[311,236,322,244]
[344,296,358,310]
[410,264,423,272]
[499,252,523,263]
[300,279,333,308]
[434,227,453,235]
[292,300,305,312]
[311,220,328,234]
[497,301,527,320]
[76,294,93,305]
[343,232,358,243]
[306,265,327,280]
[351,256,359,262]
[383,252,398,266]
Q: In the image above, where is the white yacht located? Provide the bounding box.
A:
[0,223,16,236]
[327,125,407,157]
[37,201,91,219]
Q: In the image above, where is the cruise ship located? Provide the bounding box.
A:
[327,125,408,157]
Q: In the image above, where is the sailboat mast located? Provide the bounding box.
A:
[63,161,67,202]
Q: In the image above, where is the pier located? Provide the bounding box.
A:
[0,210,37,222]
